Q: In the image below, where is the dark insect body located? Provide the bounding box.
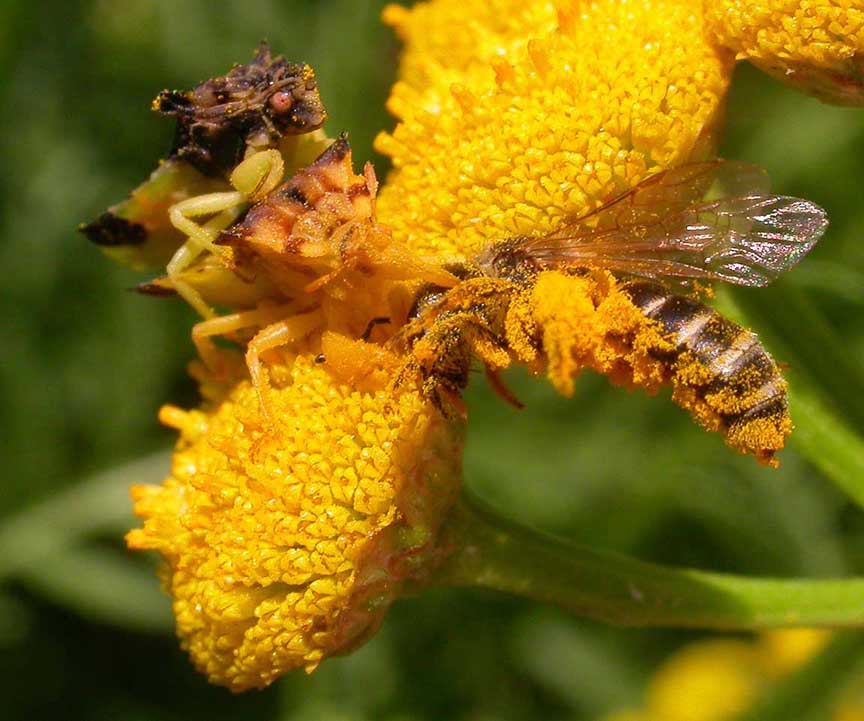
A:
[624,281,789,454]
[155,42,326,177]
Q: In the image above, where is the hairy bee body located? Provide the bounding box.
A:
[624,281,788,458]
[402,246,793,462]
[486,238,790,424]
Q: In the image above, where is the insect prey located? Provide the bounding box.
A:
[398,160,828,465]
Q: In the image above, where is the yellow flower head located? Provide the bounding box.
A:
[127,346,463,691]
[705,0,864,106]
[375,0,861,259]
[122,0,859,692]
[376,0,730,259]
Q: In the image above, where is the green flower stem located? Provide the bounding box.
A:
[732,630,864,721]
[426,495,864,629]
[785,374,864,510]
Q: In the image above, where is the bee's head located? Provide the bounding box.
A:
[475,237,539,281]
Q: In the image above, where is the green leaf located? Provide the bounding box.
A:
[18,547,172,633]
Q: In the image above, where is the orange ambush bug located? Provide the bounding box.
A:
[139,135,456,420]
[186,136,456,413]
[397,160,828,465]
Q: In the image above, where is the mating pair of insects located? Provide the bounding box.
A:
[84,47,827,464]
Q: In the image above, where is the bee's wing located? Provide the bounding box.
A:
[510,161,826,287]
[548,161,770,236]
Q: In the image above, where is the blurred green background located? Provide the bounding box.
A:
[1,1,863,719]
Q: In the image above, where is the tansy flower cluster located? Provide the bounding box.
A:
[112,0,864,692]
[602,629,864,721]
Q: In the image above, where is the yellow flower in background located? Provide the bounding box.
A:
[756,627,831,677]
[644,639,762,721]
[127,346,464,691]
[375,0,862,260]
[602,630,864,721]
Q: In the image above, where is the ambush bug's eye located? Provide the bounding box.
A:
[269,91,294,114]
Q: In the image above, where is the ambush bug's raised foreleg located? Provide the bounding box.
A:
[166,149,286,317]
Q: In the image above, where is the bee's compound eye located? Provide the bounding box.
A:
[269,91,294,115]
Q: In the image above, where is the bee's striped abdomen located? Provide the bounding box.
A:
[625,281,791,465]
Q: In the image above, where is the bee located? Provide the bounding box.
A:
[80,43,327,271]
[398,160,828,464]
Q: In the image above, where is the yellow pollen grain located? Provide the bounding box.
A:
[521,271,674,398]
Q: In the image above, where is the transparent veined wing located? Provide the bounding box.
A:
[546,160,770,236]
[485,161,826,287]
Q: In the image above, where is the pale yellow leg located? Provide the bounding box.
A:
[167,196,244,318]
[246,311,322,421]
[231,148,284,200]
[169,191,245,251]
[191,304,297,373]
[166,148,286,318]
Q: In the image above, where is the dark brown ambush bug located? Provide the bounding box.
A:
[80,43,327,270]
[154,42,326,177]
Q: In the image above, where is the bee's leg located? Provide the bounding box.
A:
[484,367,524,410]
[408,319,473,416]
[246,311,322,422]
[423,375,468,419]
[420,305,513,412]
[361,316,391,341]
